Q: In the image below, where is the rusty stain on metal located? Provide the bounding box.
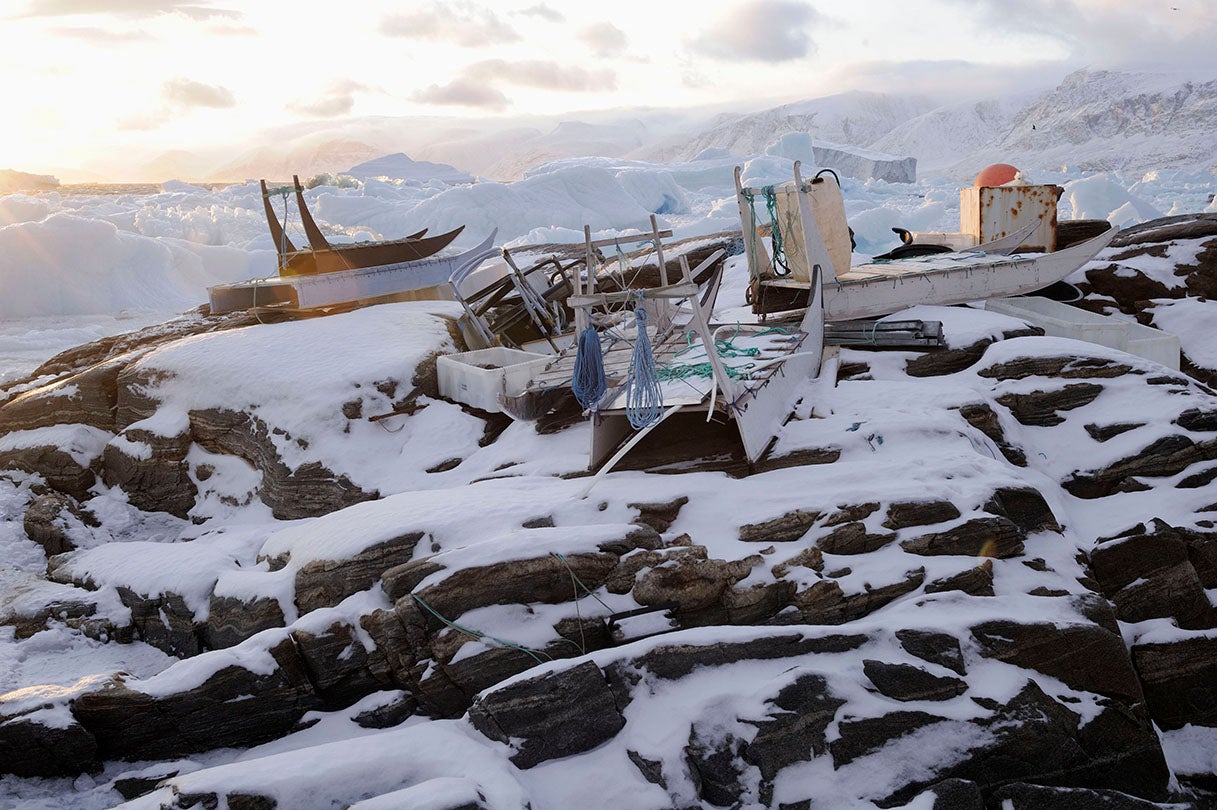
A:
[961,184,1061,252]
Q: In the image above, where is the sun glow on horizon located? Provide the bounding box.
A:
[0,0,1214,181]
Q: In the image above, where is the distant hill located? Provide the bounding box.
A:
[876,70,1217,179]
[39,68,1217,185]
[346,153,474,184]
[627,90,935,166]
[0,168,58,192]
[140,150,217,184]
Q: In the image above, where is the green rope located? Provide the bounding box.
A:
[657,361,756,381]
[659,325,795,381]
[742,187,792,278]
[672,327,770,360]
[550,552,614,613]
[761,186,791,276]
[549,552,618,656]
[410,594,547,665]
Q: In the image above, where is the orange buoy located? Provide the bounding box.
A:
[974,163,1020,187]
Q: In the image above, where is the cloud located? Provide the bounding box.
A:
[17,0,240,20]
[117,111,170,131]
[52,25,153,43]
[412,59,616,111]
[205,22,256,36]
[517,4,564,22]
[578,22,627,57]
[826,58,1069,105]
[689,0,820,63]
[379,2,520,47]
[288,80,370,118]
[944,0,1217,72]
[413,78,510,110]
[464,59,617,92]
[162,78,236,109]
[116,76,235,131]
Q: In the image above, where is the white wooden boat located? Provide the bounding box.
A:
[736,163,1117,321]
[208,231,499,315]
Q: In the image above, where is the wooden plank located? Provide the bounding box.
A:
[567,283,699,308]
[587,230,673,250]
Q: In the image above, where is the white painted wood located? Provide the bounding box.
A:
[209,231,500,313]
[760,224,1116,322]
[583,403,684,496]
[827,225,1115,320]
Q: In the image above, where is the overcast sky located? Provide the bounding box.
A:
[1,0,1214,175]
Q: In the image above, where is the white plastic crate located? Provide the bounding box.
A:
[436,347,551,413]
[985,296,1179,369]
[1125,321,1181,370]
[986,296,1128,349]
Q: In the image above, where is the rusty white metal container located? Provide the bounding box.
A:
[960,184,1062,252]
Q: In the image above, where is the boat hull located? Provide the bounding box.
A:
[280,226,465,275]
[757,225,1118,322]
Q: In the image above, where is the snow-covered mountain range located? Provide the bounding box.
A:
[122,68,1217,185]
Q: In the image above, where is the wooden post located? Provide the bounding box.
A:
[576,225,595,334]
[650,214,668,287]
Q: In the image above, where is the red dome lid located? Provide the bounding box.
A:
[974,163,1020,187]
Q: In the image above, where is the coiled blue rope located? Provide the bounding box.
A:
[571,324,607,410]
[625,306,663,429]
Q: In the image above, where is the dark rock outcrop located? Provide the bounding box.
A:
[23,492,94,555]
[901,517,1025,558]
[0,354,134,437]
[991,781,1186,809]
[925,560,995,596]
[971,617,1144,702]
[187,407,375,520]
[1089,520,1217,630]
[70,639,321,761]
[114,586,203,658]
[882,500,961,530]
[829,710,945,767]
[742,673,844,782]
[1065,435,1217,499]
[0,713,98,778]
[996,382,1105,427]
[862,659,968,702]
[468,660,626,769]
[101,427,195,519]
[905,330,1041,377]
[889,680,1169,806]
[205,593,287,649]
[1131,635,1217,730]
[295,532,424,615]
[956,402,1028,466]
[0,443,99,501]
[895,629,967,675]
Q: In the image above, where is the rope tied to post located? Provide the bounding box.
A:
[761,186,791,276]
[624,301,663,429]
[571,325,608,410]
